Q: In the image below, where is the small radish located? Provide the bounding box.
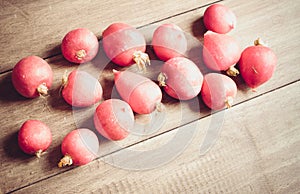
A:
[203,4,237,34]
[61,70,103,107]
[61,28,99,63]
[239,38,277,89]
[58,128,99,167]
[12,56,53,98]
[113,70,162,114]
[201,73,237,110]
[203,31,241,76]
[18,120,52,158]
[152,23,187,61]
[94,99,134,141]
[102,23,149,69]
[158,57,203,100]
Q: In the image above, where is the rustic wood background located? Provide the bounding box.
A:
[0,0,299,193]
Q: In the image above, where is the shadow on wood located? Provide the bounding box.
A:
[0,72,30,103]
[2,131,31,160]
[191,17,207,40]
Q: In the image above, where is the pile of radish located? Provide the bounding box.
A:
[12,3,277,167]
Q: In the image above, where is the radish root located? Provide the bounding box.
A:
[157,72,167,87]
[58,155,73,168]
[225,96,234,108]
[156,102,165,112]
[75,49,87,60]
[133,51,150,72]
[226,65,239,77]
[254,38,267,47]
[37,83,49,96]
[35,149,44,158]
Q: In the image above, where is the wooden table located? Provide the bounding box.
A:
[1,0,299,193]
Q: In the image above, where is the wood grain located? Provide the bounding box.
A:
[0,0,217,73]
[14,81,300,194]
[0,0,299,193]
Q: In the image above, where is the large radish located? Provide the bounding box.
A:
[203,4,237,34]
[113,70,162,114]
[102,23,149,70]
[58,128,99,167]
[152,23,187,61]
[158,57,203,100]
[61,70,103,107]
[18,120,52,158]
[12,56,53,98]
[94,99,134,141]
[203,31,241,76]
[201,73,237,110]
[239,38,277,89]
[61,28,99,63]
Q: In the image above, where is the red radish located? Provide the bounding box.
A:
[94,99,134,140]
[12,56,53,98]
[58,128,99,167]
[203,4,237,34]
[61,28,99,63]
[201,73,237,110]
[102,23,149,69]
[158,57,203,100]
[203,31,241,76]
[152,23,187,61]
[61,70,103,107]
[239,38,277,89]
[18,120,52,158]
[113,70,162,114]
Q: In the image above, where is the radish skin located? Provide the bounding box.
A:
[114,70,162,114]
[18,120,52,158]
[158,57,203,100]
[94,99,134,141]
[102,23,149,69]
[61,70,103,107]
[58,128,99,167]
[152,24,187,61]
[203,4,237,34]
[12,56,53,98]
[203,31,241,76]
[61,28,99,63]
[201,73,237,110]
[239,38,277,89]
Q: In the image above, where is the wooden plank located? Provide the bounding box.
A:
[0,0,217,73]
[14,80,300,193]
[1,0,300,192]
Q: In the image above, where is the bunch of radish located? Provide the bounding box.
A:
[12,2,277,169]
[200,3,277,108]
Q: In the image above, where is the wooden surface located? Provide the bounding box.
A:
[1,0,299,193]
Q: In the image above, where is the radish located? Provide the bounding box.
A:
[203,31,241,76]
[201,73,237,110]
[102,23,149,70]
[58,128,99,167]
[113,70,162,114]
[158,57,203,100]
[239,38,277,89]
[61,70,103,107]
[152,23,187,61]
[203,4,237,34]
[12,56,53,98]
[94,99,134,141]
[61,28,99,63]
[18,120,52,158]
